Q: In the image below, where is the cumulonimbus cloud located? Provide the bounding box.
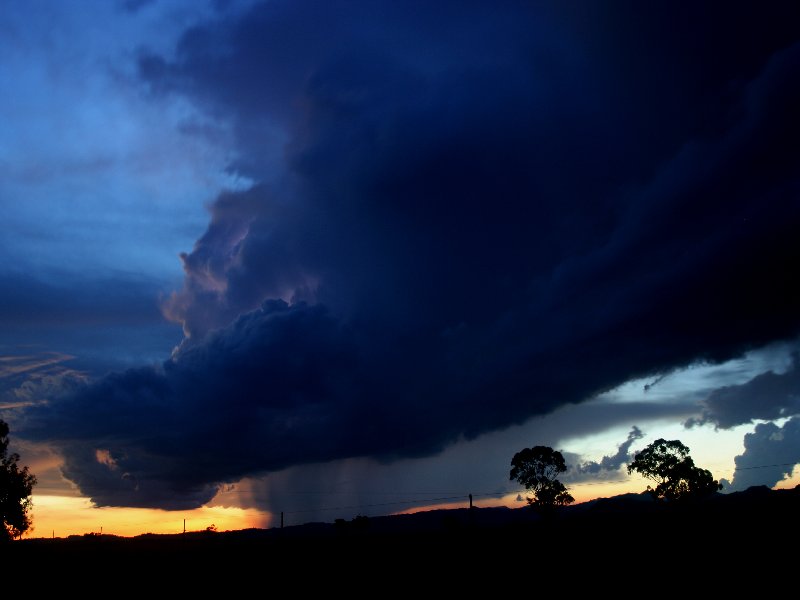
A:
[687,351,800,430]
[19,2,800,509]
[721,417,800,492]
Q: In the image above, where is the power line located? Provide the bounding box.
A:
[733,462,798,471]
[221,489,474,496]
[242,460,800,518]
[284,491,520,515]
[284,493,495,515]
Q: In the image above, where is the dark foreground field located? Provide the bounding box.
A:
[10,485,797,588]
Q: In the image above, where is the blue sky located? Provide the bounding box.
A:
[0,0,255,368]
[1,1,799,530]
[0,1,236,277]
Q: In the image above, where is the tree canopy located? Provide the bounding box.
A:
[510,445,574,507]
[1,419,37,541]
[627,438,721,501]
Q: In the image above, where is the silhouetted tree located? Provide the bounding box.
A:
[627,438,721,501]
[510,446,574,507]
[1,419,37,541]
[351,515,370,531]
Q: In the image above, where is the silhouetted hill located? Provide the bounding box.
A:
[12,486,798,586]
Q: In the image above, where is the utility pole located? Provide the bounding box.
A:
[469,493,473,509]
[281,511,284,529]
[183,519,186,534]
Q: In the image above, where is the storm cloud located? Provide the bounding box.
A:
[20,2,800,509]
[721,417,800,492]
[688,350,800,429]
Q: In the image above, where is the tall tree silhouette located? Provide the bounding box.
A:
[510,446,574,507]
[628,438,721,501]
[1,419,37,540]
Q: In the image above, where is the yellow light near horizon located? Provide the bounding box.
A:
[25,495,271,538]
[393,477,646,516]
[774,465,800,490]
[568,478,644,504]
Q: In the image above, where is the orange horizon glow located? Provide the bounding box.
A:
[27,483,640,538]
[24,495,271,539]
[23,467,799,538]
[773,465,800,490]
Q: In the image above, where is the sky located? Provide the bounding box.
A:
[1,0,799,537]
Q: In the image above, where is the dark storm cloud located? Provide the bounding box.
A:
[687,351,800,429]
[721,417,800,492]
[24,300,380,508]
[21,2,800,508]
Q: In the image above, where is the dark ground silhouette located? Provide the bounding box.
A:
[12,485,798,587]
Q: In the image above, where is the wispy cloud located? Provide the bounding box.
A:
[0,352,75,378]
[0,352,87,414]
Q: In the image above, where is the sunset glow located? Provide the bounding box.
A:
[26,495,269,539]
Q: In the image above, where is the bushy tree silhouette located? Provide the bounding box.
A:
[628,438,721,501]
[510,446,574,507]
[1,419,37,541]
